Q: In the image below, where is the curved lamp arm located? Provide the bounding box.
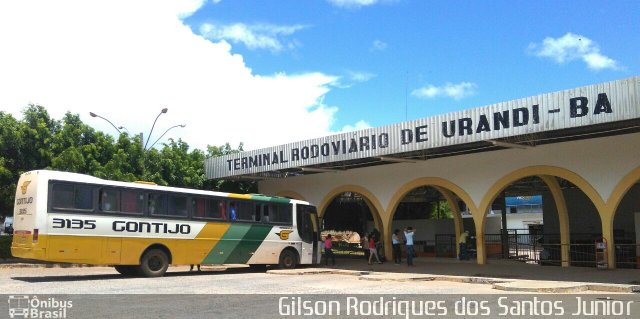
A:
[148,124,186,150]
[144,107,168,150]
[89,112,121,134]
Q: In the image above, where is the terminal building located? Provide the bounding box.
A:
[205,76,640,269]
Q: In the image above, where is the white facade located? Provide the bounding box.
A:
[259,132,640,212]
[205,77,640,268]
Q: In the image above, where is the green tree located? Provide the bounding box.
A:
[429,200,453,220]
[204,143,257,193]
[0,104,252,218]
[0,112,22,214]
[19,105,58,171]
[50,112,122,175]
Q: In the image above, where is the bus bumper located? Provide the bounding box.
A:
[11,246,46,260]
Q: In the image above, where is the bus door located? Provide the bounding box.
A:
[297,205,321,265]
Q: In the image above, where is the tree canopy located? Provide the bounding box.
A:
[0,105,255,217]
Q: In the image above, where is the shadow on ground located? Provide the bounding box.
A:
[326,256,640,285]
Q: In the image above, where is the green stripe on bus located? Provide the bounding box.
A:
[224,224,274,264]
[250,195,291,204]
[268,197,291,204]
[202,224,252,264]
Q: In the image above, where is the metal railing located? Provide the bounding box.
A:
[479,232,639,268]
[435,234,457,258]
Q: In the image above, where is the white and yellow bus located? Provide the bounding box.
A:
[11,170,321,277]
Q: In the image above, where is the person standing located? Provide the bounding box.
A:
[361,234,370,260]
[368,234,383,265]
[324,234,335,266]
[458,230,470,260]
[404,227,416,266]
[392,229,402,265]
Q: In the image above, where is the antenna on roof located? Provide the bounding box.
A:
[405,71,408,121]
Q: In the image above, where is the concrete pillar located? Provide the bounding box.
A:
[539,175,571,267]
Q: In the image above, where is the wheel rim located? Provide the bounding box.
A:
[148,255,163,272]
[283,253,294,267]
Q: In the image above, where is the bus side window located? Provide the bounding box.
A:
[205,198,225,219]
[231,201,253,221]
[193,198,206,218]
[254,204,261,222]
[74,185,93,210]
[52,184,75,209]
[229,202,237,221]
[271,204,292,224]
[100,189,120,212]
[168,195,187,217]
[121,190,144,214]
[148,193,168,215]
[51,183,94,211]
[219,201,227,220]
[262,205,270,223]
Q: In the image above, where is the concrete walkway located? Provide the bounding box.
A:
[3,256,640,293]
[269,257,640,293]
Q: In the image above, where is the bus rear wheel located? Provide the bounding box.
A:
[278,249,298,269]
[139,248,169,277]
[114,265,139,276]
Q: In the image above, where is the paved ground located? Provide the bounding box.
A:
[2,259,639,318]
[1,265,512,294]
[3,256,640,293]
[307,256,640,293]
[329,256,639,282]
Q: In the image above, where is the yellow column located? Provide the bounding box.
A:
[539,175,571,267]
[472,207,486,265]
[601,208,616,269]
[383,211,393,260]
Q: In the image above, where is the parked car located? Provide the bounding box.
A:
[3,216,13,234]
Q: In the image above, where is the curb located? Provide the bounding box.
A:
[267,268,640,293]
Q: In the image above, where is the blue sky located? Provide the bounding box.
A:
[0,0,638,151]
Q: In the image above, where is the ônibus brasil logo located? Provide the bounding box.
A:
[8,295,72,318]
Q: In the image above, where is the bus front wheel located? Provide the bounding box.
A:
[278,249,298,269]
[139,248,169,277]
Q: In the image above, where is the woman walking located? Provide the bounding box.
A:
[368,234,383,265]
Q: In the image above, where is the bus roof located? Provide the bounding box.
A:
[25,170,312,206]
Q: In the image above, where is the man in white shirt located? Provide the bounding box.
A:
[404,227,416,266]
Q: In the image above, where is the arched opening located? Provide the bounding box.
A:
[483,174,602,267]
[611,177,640,269]
[390,186,472,261]
[321,191,383,259]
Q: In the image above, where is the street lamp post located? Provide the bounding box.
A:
[143,108,168,150]
[90,108,182,150]
[147,124,186,149]
[89,112,122,134]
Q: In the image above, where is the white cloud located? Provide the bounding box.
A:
[0,0,354,151]
[340,120,371,132]
[327,0,379,8]
[371,39,388,51]
[332,71,376,89]
[528,33,619,71]
[411,82,477,100]
[348,71,376,83]
[200,22,306,52]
